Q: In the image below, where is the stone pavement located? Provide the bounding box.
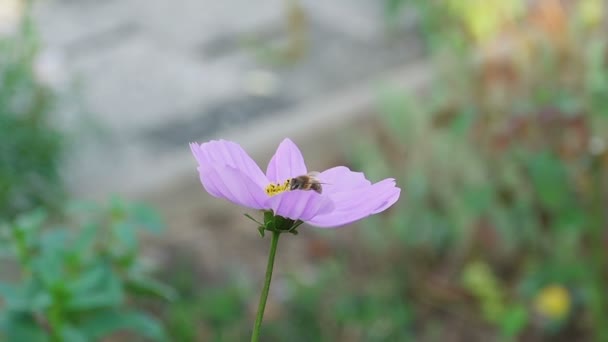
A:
[33,0,424,197]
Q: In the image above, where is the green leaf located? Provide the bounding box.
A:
[39,228,71,254]
[0,282,28,310]
[126,275,177,302]
[69,263,110,294]
[462,185,493,215]
[129,203,164,233]
[0,280,51,311]
[67,265,123,311]
[555,208,586,232]
[61,325,88,342]
[64,199,98,216]
[31,253,64,286]
[112,222,138,251]
[109,195,127,211]
[500,305,529,338]
[451,108,476,136]
[0,245,13,259]
[72,223,98,257]
[15,209,47,235]
[385,0,407,18]
[200,288,244,323]
[526,152,569,212]
[2,312,49,342]
[79,310,166,341]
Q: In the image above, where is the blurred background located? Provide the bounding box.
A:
[1,0,608,341]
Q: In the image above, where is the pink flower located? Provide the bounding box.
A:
[190,138,400,228]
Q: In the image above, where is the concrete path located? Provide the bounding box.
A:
[33,0,424,197]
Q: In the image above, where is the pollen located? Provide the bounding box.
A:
[265,179,291,197]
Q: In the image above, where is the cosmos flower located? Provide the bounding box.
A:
[190,138,400,228]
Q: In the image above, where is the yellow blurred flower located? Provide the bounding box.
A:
[447,0,525,44]
[534,284,571,320]
[578,0,604,28]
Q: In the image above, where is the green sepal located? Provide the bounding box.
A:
[263,211,276,231]
[288,220,304,234]
[251,211,303,235]
[273,215,290,231]
[244,213,264,227]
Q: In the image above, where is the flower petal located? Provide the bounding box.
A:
[191,140,268,188]
[266,138,307,183]
[317,166,371,195]
[307,178,400,228]
[265,190,334,221]
[198,165,268,209]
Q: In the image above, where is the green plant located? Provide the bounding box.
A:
[165,284,249,342]
[0,10,65,219]
[160,254,415,342]
[461,260,528,339]
[0,198,174,341]
[356,0,608,339]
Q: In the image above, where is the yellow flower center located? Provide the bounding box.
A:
[265,179,291,197]
[534,284,571,320]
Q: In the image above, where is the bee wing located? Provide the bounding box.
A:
[306,171,332,185]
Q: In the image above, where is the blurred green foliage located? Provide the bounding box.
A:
[0,13,64,219]
[161,259,414,342]
[360,0,608,339]
[0,198,173,341]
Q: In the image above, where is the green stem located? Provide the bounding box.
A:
[251,231,281,342]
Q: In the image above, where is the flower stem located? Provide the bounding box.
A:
[251,230,280,342]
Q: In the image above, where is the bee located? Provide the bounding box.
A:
[289,171,323,194]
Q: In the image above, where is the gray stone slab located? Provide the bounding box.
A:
[132,0,284,50]
[33,0,424,198]
[33,0,139,50]
[300,0,386,40]
[68,35,243,134]
[65,62,431,198]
